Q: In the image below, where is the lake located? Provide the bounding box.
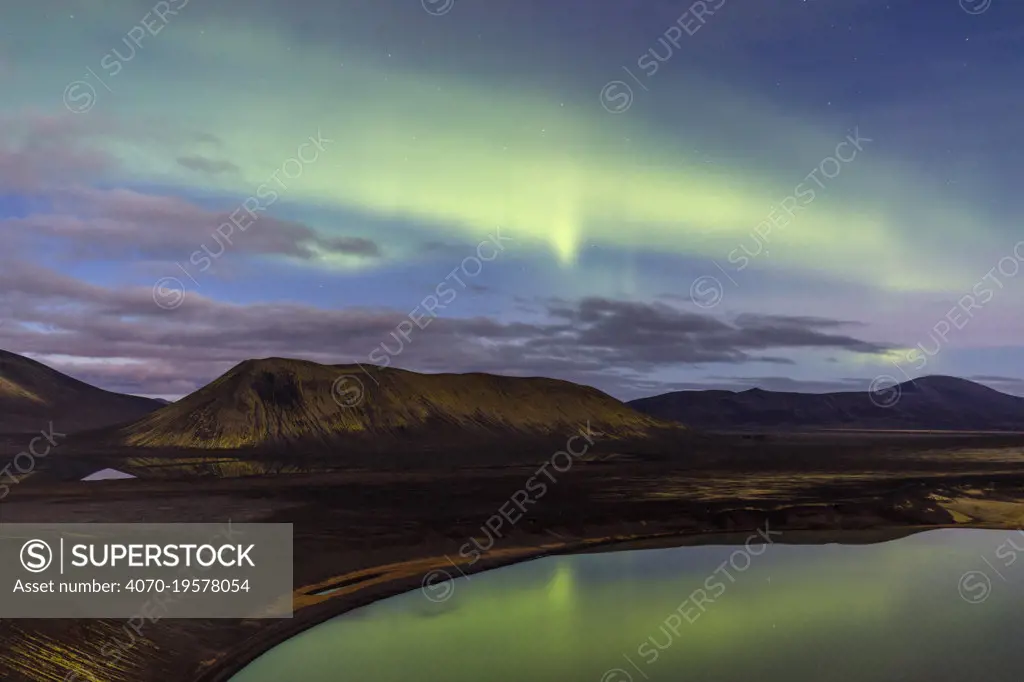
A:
[231,529,1024,682]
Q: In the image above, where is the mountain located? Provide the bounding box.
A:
[117,357,681,449]
[628,376,1024,431]
[0,350,164,433]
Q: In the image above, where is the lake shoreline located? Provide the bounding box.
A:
[194,521,993,682]
[4,434,1024,681]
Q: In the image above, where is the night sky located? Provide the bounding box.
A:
[2,0,1023,400]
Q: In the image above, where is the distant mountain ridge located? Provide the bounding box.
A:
[0,350,163,433]
[627,376,1024,431]
[117,357,682,449]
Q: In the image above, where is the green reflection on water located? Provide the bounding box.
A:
[233,530,1024,682]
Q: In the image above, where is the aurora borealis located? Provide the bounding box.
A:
[2,0,1023,399]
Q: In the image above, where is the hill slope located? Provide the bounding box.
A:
[118,358,681,449]
[628,376,1024,431]
[0,350,164,433]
